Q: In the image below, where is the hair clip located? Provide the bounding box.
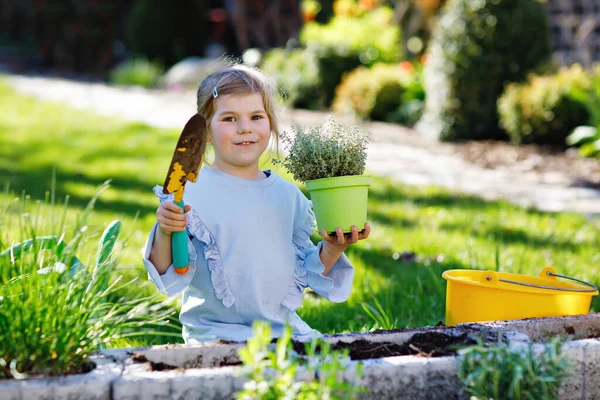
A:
[212,86,218,98]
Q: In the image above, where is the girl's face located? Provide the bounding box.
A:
[208,92,271,179]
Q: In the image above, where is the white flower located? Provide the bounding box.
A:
[37,261,67,275]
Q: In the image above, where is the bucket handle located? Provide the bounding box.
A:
[489,267,599,293]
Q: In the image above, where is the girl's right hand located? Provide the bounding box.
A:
[156,201,192,236]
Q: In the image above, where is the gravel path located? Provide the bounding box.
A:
[5,73,600,216]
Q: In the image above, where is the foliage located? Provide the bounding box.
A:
[498,64,591,145]
[127,0,209,67]
[566,65,600,158]
[260,48,323,110]
[302,0,323,22]
[333,64,402,119]
[236,321,364,399]
[108,58,164,88]
[277,118,369,182]
[0,182,179,378]
[381,62,426,125]
[300,6,401,106]
[360,293,399,330]
[418,0,551,141]
[458,338,569,400]
[303,0,384,24]
[333,0,382,17]
[332,62,425,124]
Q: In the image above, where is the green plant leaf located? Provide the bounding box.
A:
[579,140,600,157]
[566,125,598,146]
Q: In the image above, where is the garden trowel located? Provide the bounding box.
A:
[162,114,208,274]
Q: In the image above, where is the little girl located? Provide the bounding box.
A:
[143,64,370,343]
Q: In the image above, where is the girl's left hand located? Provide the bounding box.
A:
[321,222,371,252]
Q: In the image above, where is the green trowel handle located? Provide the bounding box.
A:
[172,199,189,274]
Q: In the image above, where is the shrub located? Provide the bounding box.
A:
[418,0,551,141]
[300,6,401,106]
[277,117,369,182]
[498,64,592,145]
[314,0,335,23]
[566,65,600,158]
[333,64,403,119]
[108,58,164,88]
[127,0,209,67]
[332,62,425,124]
[260,48,323,110]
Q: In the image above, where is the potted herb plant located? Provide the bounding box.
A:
[279,117,371,235]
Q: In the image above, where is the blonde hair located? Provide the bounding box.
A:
[197,64,281,144]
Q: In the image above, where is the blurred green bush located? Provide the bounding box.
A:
[127,0,209,67]
[108,58,164,88]
[418,0,551,141]
[566,66,600,158]
[300,6,401,106]
[333,64,401,119]
[260,48,323,110]
[498,64,592,146]
[313,0,335,23]
[332,62,424,125]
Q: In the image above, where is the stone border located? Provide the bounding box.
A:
[0,357,122,400]
[3,314,600,400]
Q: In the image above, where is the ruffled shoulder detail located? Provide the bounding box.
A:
[293,203,317,244]
[153,184,234,308]
[187,209,235,309]
[153,185,174,203]
[281,205,316,311]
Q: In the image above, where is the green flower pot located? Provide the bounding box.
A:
[306,175,371,235]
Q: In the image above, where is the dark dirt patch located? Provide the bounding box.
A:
[217,339,240,345]
[337,332,477,360]
[571,326,600,339]
[131,354,183,372]
[0,359,96,381]
[293,332,483,360]
[131,353,241,371]
[218,356,243,367]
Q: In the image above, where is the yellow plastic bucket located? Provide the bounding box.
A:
[442,267,598,326]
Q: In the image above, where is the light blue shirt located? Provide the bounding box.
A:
[142,167,354,343]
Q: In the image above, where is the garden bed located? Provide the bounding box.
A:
[296,329,494,360]
[4,314,600,399]
[122,325,503,373]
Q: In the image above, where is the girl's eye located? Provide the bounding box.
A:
[252,115,263,120]
[223,116,235,122]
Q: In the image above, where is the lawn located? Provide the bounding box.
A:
[2,78,600,348]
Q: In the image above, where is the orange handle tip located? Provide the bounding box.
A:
[174,266,189,274]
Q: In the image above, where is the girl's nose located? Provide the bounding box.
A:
[237,119,251,134]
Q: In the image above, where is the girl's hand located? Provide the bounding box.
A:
[320,222,371,253]
[156,201,192,236]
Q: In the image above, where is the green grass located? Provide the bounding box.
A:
[0,182,180,378]
[1,76,600,351]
